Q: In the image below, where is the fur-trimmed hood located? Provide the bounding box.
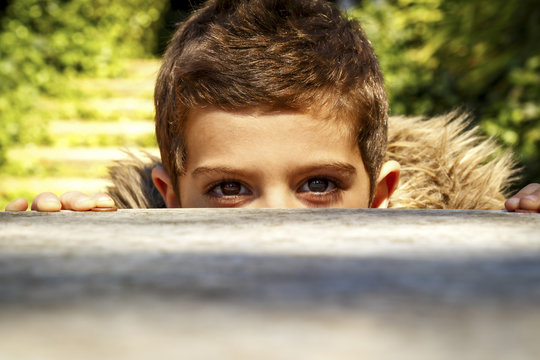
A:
[106,112,517,210]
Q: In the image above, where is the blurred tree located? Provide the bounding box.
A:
[0,0,7,16]
[350,0,540,187]
[0,0,168,166]
[2,0,538,189]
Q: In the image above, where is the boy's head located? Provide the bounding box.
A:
[153,0,399,208]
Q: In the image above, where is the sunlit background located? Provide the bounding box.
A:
[0,0,538,209]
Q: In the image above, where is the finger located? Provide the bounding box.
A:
[505,197,520,212]
[31,192,62,212]
[59,192,95,211]
[518,194,540,212]
[5,198,29,211]
[509,183,540,198]
[90,193,116,208]
[506,183,540,212]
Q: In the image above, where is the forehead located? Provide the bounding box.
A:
[183,107,359,165]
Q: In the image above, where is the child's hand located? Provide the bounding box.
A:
[5,192,116,212]
[505,183,540,213]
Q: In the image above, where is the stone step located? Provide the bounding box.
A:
[47,120,156,147]
[38,59,160,122]
[1,147,160,209]
[78,98,154,119]
[76,78,155,99]
[50,120,154,135]
[0,177,112,210]
[120,59,161,79]
[5,146,159,176]
[75,59,159,98]
[1,176,111,195]
[2,59,162,208]
[0,147,160,209]
[9,146,159,164]
[40,97,154,122]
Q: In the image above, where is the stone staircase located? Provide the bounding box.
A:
[0,59,160,209]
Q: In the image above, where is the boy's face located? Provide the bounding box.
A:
[176,107,372,208]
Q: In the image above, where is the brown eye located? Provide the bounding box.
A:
[208,181,250,197]
[299,178,337,193]
[221,182,241,196]
[308,179,328,192]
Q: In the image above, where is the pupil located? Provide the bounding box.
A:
[221,182,241,195]
[308,179,328,192]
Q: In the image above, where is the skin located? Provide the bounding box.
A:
[152,108,400,209]
[504,183,540,213]
[5,191,116,212]
[4,108,539,212]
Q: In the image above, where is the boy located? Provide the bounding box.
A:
[5,0,540,212]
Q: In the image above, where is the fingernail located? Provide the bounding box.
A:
[524,195,538,202]
[75,196,93,208]
[40,200,61,212]
[43,194,58,202]
[96,196,114,207]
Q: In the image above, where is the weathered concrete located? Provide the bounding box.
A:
[1,209,539,359]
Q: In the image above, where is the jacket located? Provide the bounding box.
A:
[105,112,518,209]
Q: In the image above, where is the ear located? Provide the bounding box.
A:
[371,160,400,208]
[151,165,180,208]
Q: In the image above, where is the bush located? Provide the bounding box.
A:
[349,0,540,187]
[0,0,168,166]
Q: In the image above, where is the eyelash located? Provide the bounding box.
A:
[203,179,252,207]
[204,176,344,205]
[297,176,343,205]
[205,178,249,195]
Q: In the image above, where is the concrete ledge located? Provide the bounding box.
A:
[1,209,539,359]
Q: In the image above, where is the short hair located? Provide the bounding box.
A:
[155,0,388,204]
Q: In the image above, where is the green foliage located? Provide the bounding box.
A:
[0,0,168,167]
[1,0,168,75]
[350,0,540,186]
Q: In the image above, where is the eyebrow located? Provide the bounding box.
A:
[192,166,252,178]
[191,162,357,179]
[296,162,357,177]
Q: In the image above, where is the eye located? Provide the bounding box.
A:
[208,181,250,197]
[298,178,337,193]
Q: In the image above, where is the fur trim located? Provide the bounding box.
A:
[106,112,518,209]
[386,111,518,209]
[106,152,165,209]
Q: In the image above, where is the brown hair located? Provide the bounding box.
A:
[155,0,388,204]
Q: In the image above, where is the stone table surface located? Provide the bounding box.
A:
[1,209,539,360]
